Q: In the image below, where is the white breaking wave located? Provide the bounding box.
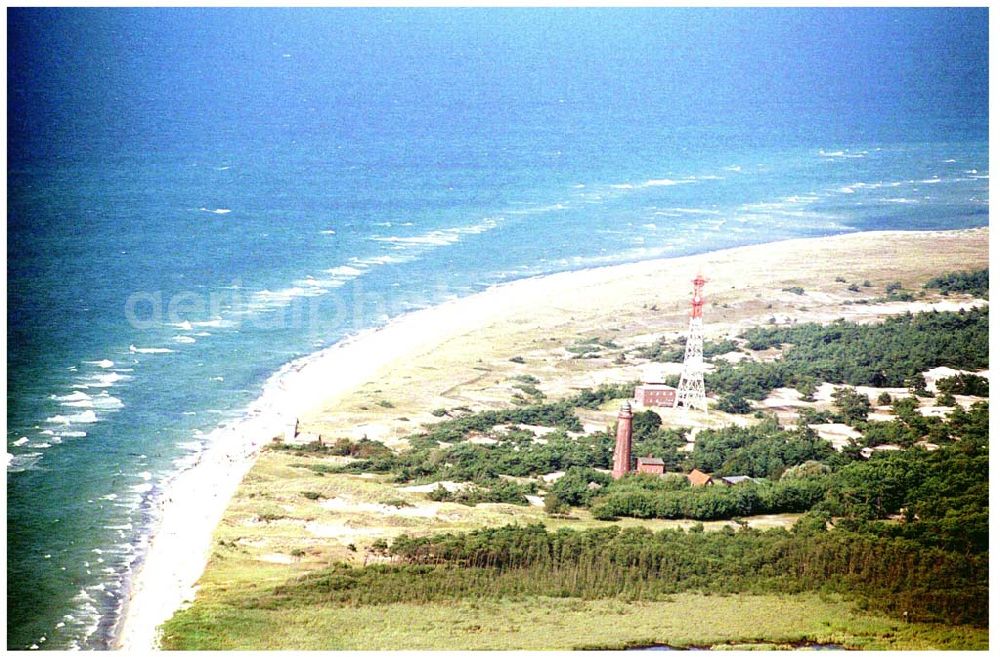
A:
[84,359,115,369]
[8,452,43,472]
[350,253,415,267]
[199,207,231,215]
[46,410,99,424]
[818,149,867,158]
[61,393,123,410]
[172,321,194,330]
[54,391,91,402]
[172,335,197,344]
[370,217,499,248]
[507,203,569,215]
[657,207,722,216]
[326,265,365,278]
[249,285,327,310]
[189,318,232,329]
[80,372,130,388]
[642,178,698,187]
[129,345,175,354]
[12,437,29,447]
[57,431,88,438]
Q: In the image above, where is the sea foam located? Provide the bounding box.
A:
[129,345,175,354]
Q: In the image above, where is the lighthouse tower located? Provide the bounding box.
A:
[612,401,633,479]
[676,274,708,413]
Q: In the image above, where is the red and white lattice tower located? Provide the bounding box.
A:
[676,273,708,413]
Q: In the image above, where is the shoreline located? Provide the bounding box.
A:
[111,226,988,651]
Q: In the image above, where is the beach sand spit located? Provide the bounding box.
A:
[113,228,987,650]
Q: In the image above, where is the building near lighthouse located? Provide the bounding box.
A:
[633,383,676,408]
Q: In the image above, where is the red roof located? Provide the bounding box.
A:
[687,469,713,486]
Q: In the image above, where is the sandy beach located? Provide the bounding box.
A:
[112,226,988,650]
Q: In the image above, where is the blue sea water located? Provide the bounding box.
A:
[6,8,988,650]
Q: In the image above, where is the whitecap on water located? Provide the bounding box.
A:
[12,437,29,447]
[84,359,114,369]
[129,345,175,354]
[80,372,130,388]
[8,452,43,472]
[46,410,99,424]
[172,335,197,344]
[54,391,91,402]
[190,318,232,329]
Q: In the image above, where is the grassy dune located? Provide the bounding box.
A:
[162,593,987,650]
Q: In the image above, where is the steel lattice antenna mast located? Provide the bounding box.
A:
[676,273,708,413]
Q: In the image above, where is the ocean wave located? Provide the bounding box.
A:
[46,410,100,424]
[881,198,920,204]
[199,207,231,215]
[319,229,336,235]
[55,391,92,402]
[12,437,29,447]
[84,359,115,369]
[57,431,88,438]
[79,372,131,388]
[818,149,866,158]
[643,178,698,187]
[129,345,175,354]
[61,393,123,411]
[326,265,365,278]
[249,285,327,310]
[8,452,43,472]
[190,318,232,329]
[657,207,722,216]
[370,217,499,248]
[171,320,193,330]
[507,203,569,215]
[350,253,416,267]
[172,335,197,344]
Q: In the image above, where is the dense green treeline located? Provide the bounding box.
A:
[710,308,988,399]
[590,477,827,520]
[690,418,844,477]
[254,522,985,626]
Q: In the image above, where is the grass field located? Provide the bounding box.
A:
[161,591,987,650]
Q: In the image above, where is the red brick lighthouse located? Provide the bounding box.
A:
[612,401,633,479]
